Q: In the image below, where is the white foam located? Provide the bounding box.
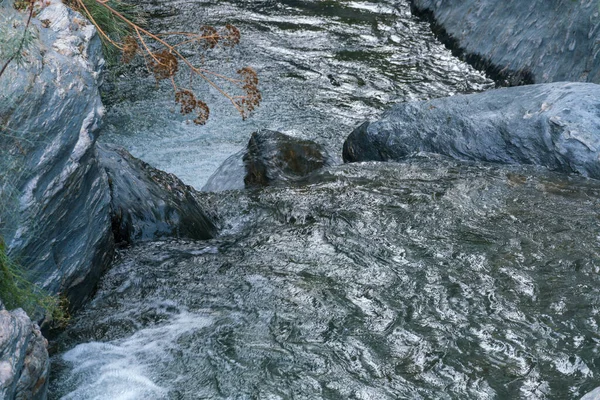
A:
[60,311,213,399]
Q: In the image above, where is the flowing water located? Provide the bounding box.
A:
[50,158,600,399]
[97,0,491,188]
[49,0,600,399]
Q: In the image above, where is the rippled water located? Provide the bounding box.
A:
[51,158,600,399]
[49,0,600,398]
[98,0,492,188]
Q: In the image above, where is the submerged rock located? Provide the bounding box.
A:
[0,308,49,400]
[410,0,600,84]
[202,150,246,192]
[203,130,333,191]
[582,387,600,400]
[344,82,600,180]
[98,144,217,245]
[0,0,113,310]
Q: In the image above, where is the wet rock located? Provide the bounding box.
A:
[202,150,246,192]
[98,144,217,245]
[0,0,113,310]
[0,309,49,400]
[343,82,600,180]
[244,130,333,188]
[410,0,600,84]
[203,131,333,192]
[582,387,600,400]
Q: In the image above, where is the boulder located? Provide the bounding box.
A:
[98,144,217,245]
[203,130,333,191]
[0,0,114,310]
[410,0,600,84]
[0,309,49,400]
[343,82,600,179]
[202,150,246,192]
[244,130,333,188]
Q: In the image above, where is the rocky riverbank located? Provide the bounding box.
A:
[2,0,600,398]
[0,1,215,398]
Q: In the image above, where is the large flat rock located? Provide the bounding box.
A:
[343,82,600,179]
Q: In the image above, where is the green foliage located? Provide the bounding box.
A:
[67,0,145,64]
[0,238,70,327]
[0,8,36,67]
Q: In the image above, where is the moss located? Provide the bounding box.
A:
[0,238,70,327]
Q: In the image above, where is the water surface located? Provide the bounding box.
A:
[99,0,492,188]
[51,158,600,399]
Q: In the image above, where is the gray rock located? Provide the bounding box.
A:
[0,309,49,400]
[410,0,600,84]
[204,131,334,192]
[202,150,247,192]
[582,387,600,400]
[244,130,333,188]
[0,0,114,310]
[343,82,600,180]
[98,144,216,245]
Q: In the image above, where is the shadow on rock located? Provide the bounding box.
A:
[98,144,217,246]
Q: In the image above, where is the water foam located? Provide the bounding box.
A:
[59,311,213,399]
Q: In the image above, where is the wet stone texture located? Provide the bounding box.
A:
[0,0,113,310]
[244,130,333,187]
[411,0,600,84]
[204,130,334,192]
[0,309,49,400]
[98,144,217,246]
[344,82,600,180]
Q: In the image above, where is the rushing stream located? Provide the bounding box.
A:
[97,0,491,188]
[49,0,600,399]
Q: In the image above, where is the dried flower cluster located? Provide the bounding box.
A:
[236,67,262,120]
[175,89,210,125]
[61,0,261,125]
[121,35,138,64]
[200,25,219,49]
[223,24,241,47]
[148,49,179,81]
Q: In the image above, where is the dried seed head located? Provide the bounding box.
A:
[121,36,139,64]
[175,90,210,124]
[149,49,179,81]
[236,67,261,120]
[223,24,240,47]
[175,89,197,115]
[194,101,210,125]
[238,66,259,86]
[200,25,220,49]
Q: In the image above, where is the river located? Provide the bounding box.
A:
[48,0,600,399]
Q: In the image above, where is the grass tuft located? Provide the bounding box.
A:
[0,238,70,327]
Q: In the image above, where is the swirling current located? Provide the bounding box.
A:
[49,0,600,399]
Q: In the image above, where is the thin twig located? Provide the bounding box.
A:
[75,0,123,49]
[95,1,245,113]
[0,0,35,80]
